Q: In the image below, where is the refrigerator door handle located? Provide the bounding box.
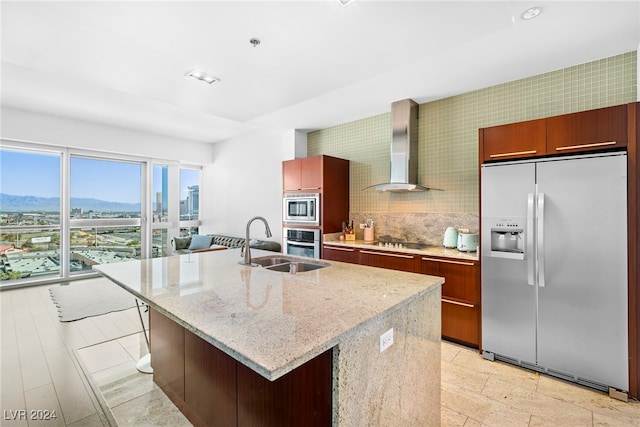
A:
[527,193,535,286]
[537,192,546,287]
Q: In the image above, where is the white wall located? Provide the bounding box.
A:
[202,128,293,245]
[1,108,213,162]
[2,106,299,246]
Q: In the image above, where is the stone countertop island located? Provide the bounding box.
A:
[95,248,443,426]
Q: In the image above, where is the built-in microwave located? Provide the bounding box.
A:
[283,193,319,225]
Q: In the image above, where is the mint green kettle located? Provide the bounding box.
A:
[443,227,458,248]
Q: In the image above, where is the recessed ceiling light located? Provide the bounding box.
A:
[185,69,220,85]
[521,6,542,20]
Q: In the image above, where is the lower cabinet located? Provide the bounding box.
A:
[418,256,480,348]
[323,244,481,348]
[441,298,479,347]
[322,245,358,263]
[150,308,332,427]
[357,249,416,272]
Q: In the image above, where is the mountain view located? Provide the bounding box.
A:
[0,193,141,212]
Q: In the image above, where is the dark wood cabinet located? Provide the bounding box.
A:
[480,104,628,162]
[418,256,480,348]
[283,156,323,191]
[283,155,349,235]
[357,249,417,272]
[184,330,237,426]
[324,245,419,272]
[547,104,628,154]
[322,245,480,347]
[480,118,546,162]
[150,308,332,427]
[236,350,332,427]
[150,308,185,401]
[322,245,358,264]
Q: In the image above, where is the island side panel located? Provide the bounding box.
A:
[236,349,333,426]
[150,308,186,406]
[184,329,238,426]
[333,287,441,426]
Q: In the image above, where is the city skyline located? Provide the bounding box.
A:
[1,149,199,207]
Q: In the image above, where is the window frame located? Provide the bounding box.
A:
[0,139,204,287]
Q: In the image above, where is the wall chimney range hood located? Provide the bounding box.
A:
[365,99,440,192]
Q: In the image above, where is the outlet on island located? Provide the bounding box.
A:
[379,328,394,353]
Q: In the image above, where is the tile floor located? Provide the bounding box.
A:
[2,280,639,426]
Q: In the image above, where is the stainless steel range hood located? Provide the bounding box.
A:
[365,99,440,192]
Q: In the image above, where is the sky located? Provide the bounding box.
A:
[1,149,198,204]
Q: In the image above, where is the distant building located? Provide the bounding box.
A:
[155,192,163,214]
[187,185,199,218]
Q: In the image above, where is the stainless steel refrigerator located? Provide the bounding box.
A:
[481,152,628,394]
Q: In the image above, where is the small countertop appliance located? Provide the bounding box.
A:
[443,227,458,248]
[457,232,479,252]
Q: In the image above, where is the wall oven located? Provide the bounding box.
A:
[283,193,319,225]
[283,228,321,259]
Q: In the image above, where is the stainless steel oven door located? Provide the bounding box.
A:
[283,228,320,258]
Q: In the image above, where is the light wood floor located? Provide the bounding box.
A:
[1,280,639,426]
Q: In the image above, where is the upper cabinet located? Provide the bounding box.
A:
[283,156,323,191]
[480,103,629,162]
[481,118,547,162]
[546,104,628,154]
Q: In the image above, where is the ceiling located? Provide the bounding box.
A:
[1,1,639,144]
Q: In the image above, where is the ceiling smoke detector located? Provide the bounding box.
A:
[521,6,542,20]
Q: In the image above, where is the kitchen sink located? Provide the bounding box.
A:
[265,261,328,273]
[252,257,294,267]
[251,255,329,273]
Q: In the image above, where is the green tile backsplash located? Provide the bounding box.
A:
[308,51,637,216]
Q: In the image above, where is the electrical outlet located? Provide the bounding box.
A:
[379,328,393,353]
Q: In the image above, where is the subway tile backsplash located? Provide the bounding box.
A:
[309,51,637,237]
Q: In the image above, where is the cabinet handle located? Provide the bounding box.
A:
[442,298,475,308]
[324,246,354,252]
[555,141,616,151]
[489,150,537,158]
[360,250,414,259]
[422,257,475,266]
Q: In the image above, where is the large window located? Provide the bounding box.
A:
[179,167,200,238]
[150,165,201,257]
[0,148,62,281]
[0,142,203,286]
[68,156,143,274]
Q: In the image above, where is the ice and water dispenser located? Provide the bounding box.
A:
[489,219,525,260]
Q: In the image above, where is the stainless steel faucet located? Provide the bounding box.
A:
[240,216,272,266]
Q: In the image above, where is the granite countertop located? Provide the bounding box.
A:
[94,248,443,381]
[323,234,479,261]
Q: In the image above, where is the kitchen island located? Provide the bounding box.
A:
[95,248,443,426]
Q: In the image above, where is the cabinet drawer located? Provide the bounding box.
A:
[419,256,479,301]
[481,118,546,161]
[442,298,479,348]
[358,250,416,272]
[322,245,358,264]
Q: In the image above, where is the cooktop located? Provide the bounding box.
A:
[375,241,434,250]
